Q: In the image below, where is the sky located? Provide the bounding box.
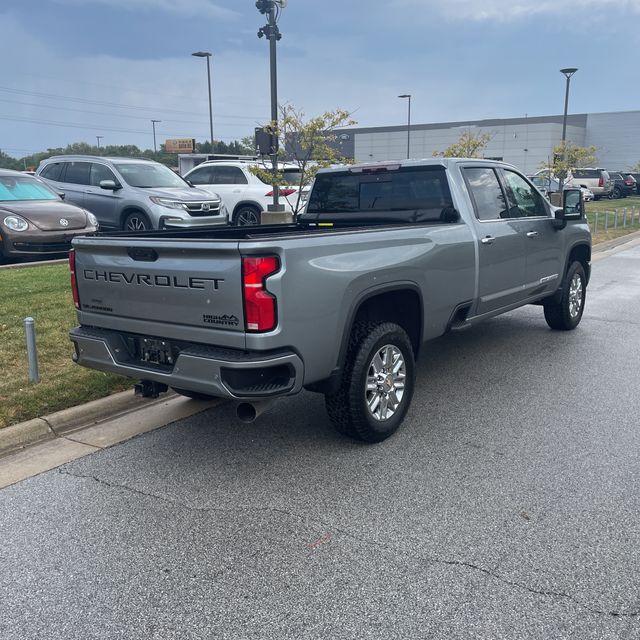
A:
[1,0,640,157]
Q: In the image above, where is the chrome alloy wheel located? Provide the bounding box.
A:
[568,273,583,319]
[365,344,406,421]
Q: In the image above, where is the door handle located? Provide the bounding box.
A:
[480,236,495,245]
[526,231,539,238]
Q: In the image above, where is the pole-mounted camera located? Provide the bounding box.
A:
[256,0,287,213]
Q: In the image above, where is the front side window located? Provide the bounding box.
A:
[64,162,91,185]
[90,163,117,186]
[463,167,508,221]
[187,166,214,185]
[0,175,59,201]
[502,170,547,217]
[304,166,455,224]
[114,163,187,188]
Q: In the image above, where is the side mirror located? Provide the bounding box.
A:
[562,188,584,219]
[99,179,119,191]
[553,188,583,229]
[57,191,65,200]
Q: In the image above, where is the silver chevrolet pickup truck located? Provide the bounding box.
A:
[69,159,591,442]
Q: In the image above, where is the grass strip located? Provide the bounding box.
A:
[0,263,130,429]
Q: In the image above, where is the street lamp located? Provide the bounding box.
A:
[151,120,161,154]
[559,67,578,190]
[191,51,214,149]
[96,136,103,149]
[398,94,412,159]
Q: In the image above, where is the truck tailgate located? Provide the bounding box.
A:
[72,237,244,333]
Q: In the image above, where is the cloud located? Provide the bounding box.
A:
[52,0,240,20]
[394,0,640,21]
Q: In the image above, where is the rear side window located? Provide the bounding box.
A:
[64,162,91,185]
[40,162,64,182]
[572,169,599,179]
[463,167,508,221]
[304,166,455,225]
[210,166,248,185]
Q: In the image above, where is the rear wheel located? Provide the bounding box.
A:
[612,187,622,199]
[543,261,586,331]
[171,388,217,401]
[123,211,151,231]
[234,205,261,226]
[325,322,415,443]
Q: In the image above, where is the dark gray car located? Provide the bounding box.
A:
[36,156,227,231]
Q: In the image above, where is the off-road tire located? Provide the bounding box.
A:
[325,322,415,443]
[543,261,586,331]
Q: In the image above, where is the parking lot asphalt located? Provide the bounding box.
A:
[1,242,639,639]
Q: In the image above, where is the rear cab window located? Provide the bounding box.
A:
[302,165,456,225]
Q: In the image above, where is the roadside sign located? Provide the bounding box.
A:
[165,138,196,153]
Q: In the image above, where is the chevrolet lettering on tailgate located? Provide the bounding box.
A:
[82,269,224,290]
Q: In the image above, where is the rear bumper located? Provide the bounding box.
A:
[70,326,304,400]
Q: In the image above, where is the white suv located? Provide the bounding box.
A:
[183,160,304,225]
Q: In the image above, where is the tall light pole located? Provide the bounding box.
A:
[257,0,286,213]
[398,94,412,159]
[191,51,214,149]
[151,119,161,154]
[96,136,103,149]
[559,67,578,190]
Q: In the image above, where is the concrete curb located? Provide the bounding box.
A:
[0,388,175,456]
[1,418,54,454]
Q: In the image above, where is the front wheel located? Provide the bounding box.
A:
[123,211,151,232]
[543,261,586,331]
[325,322,415,443]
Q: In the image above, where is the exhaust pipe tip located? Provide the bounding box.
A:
[236,402,258,423]
[236,399,277,423]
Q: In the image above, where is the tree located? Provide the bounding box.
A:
[630,160,640,172]
[251,104,356,213]
[540,142,598,181]
[433,130,492,158]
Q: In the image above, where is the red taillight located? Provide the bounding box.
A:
[242,256,280,332]
[69,249,80,310]
[265,188,296,197]
[598,177,604,187]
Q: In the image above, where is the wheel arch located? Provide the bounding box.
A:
[232,200,263,216]
[567,242,591,284]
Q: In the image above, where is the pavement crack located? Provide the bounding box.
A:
[56,469,639,619]
[425,557,639,618]
[57,469,209,513]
